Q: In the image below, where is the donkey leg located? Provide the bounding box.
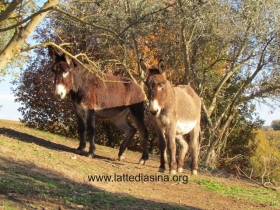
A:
[157,131,168,173]
[113,113,136,161]
[166,126,177,175]
[154,124,168,173]
[86,110,96,158]
[129,102,149,164]
[176,135,188,173]
[74,106,87,155]
[189,123,200,175]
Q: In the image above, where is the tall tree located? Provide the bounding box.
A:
[12,0,280,169]
[0,0,60,71]
[170,0,280,166]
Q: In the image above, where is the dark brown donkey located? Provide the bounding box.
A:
[48,46,149,164]
[140,59,201,174]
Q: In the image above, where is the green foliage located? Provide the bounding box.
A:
[271,120,280,131]
[0,2,14,53]
[250,129,280,185]
[210,102,264,173]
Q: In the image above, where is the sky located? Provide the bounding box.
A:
[0,73,279,126]
[0,74,22,121]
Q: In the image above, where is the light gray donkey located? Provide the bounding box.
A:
[140,59,201,175]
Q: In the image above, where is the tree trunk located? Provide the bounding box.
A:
[204,112,235,166]
[180,22,190,85]
[0,0,59,70]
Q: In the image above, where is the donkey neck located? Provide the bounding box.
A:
[72,66,99,93]
[158,80,176,115]
[71,66,145,110]
[165,80,176,103]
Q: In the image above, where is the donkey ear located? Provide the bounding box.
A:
[140,59,148,73]
[158,60,166,74]
[48,46,64,59]
[65,54,72,66]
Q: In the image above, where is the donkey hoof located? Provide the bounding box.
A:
[139,159,145,165]
[158,168,165,173]
[118,155,125,161]
[192,170,198,175]
[170,170,177,175]
[177,167,183,173]
[76,149,84,155]
[87,153,94,158]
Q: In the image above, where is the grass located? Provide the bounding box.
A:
[1,119,280,209]
[196,178,280,207]
[0,163,158,209]
[0,120,189,209]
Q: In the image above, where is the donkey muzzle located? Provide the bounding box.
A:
[54,84,67,99]
[149,100,161,116]
[150,110,158,116]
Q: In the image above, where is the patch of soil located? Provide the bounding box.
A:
[0,120,276,209]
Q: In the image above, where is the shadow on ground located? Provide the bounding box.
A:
[0,128,112,160]
[0,127,201,209]
[0,155,200,209]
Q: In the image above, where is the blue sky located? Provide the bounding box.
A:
[0,73,279,125]
[254,102,280,126]
[0,74,21,121]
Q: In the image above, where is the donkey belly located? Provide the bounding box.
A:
[95,106,129,120]
[176,120,197,135]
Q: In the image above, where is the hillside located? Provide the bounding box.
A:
[0,119,279,210]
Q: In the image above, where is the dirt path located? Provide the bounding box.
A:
[0,120,278,209]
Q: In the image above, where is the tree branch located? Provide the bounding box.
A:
[236,165,279,191]
[0,0,60,71]
[119,2,176,37]
[24,42,139,84]
[0,4,119,41]
[0,5,54,32]
[0,0,22,24]
[207,24,254,117]
[243,85,280,102]
[51,7,120,39]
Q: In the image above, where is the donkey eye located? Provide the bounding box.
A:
[158,84,164,89]
[63,71,69,78]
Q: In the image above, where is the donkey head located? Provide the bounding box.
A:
[140,59,168,116]
[48,46,75,99]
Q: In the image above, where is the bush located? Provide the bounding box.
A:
[250,129,280,185]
